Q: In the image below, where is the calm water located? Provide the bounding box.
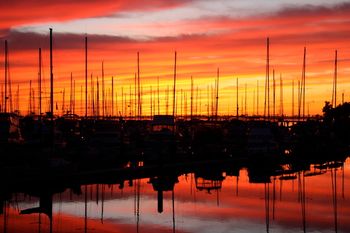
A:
[1,158,349,233]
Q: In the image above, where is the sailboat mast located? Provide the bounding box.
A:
[298,80,301,119]
[50,28,54,120]
[263,38,270,119]
[244,83,247,116]
[38,48,42,116]
[332,50,338,107]
[112,76,114,116]
[173,51,177,117]
[302,47,306,118]
[73,80,76,115]
[85,35,88,117]
[257,80,259,116]
[280,74,283,116]
[4,40,8,113]
[273,69,275,118]
[16,85,19,111]
[102,61,105,118]
[91,73,94,116]
[166,86,169,115]
[292,80,294,117]
[150,86,153,118]
[190,76,193,120]
[62,88,65,115]
[134,73,137,118]
[236,78,239,118]
[215,68,219,120]
[29,80,32,114]
[157,76,160,115]
[137,52,141,119]
[267,38,270,119]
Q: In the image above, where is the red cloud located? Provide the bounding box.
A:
[0,0,191,34]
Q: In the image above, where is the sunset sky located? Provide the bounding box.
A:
[1,0,350,116]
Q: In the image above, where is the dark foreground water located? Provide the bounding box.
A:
[1,158,349,233]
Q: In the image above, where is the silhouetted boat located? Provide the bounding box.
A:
[143,115,177,161]
[0,112,23,146]
[246,121,279,158]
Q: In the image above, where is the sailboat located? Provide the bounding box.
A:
[0,40,23,151]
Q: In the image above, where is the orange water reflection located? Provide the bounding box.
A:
[1,158,349,233]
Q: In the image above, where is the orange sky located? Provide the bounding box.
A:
[1,1,350,116]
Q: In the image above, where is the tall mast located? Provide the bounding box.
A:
[257,80,259,116]
[280,74,283,116]
[196,86,199,116]
[62,88,65,115]
[180,89,183,117]
[150,86,152,117]
[134,73,137,118]
[292,80,294,117]
[190,76,193,120]
[50,28,54,120]
[4,40,8,113]
[166,86,169,115]
[332,50,338,107]
[236,78,239,118]
[73,80,76,115]
[302,47,306,118]
[85,35,88,117]
[137,52,141,119]
[215,68,219,120]
[264,37,270,119]
[80,86,83,116]
[112,76,114,116]
[97,76,100,116]
[121,86,124,117]
[91,73,94,116]
[244,83,247,116]
[157,76,160,115]
[102,61,105,118]
[273,69,275,118]
[38,48,42,116]
[29,80,32,114]
[16,85,19,111]
[298,80,301,119]
[207,85,210,118]
[172,51,177,117]
[129,84,132,117]
[267,38,270,119]
[70,72,73,114]
[253,89,255,116]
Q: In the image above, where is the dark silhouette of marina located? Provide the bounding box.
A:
[1,29,350,233]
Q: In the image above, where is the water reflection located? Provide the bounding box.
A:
[1,157,349,233]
